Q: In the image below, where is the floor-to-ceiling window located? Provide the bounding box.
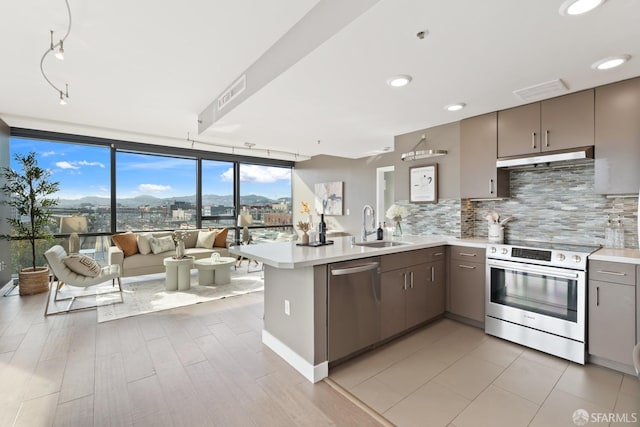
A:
[5,131,293,277]
[8,137,111,267]
[201,160,236,230]
[115,152,196,231]
[238,163,292,242]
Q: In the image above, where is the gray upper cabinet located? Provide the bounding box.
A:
[497,103,541,158]
[595,77,640,194]
[540,90,594,152]
[498,90,594,158]
[460,112,509,199]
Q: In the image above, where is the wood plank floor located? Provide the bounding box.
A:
[0,287,382,427]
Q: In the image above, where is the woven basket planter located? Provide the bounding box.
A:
[18,266,50,296]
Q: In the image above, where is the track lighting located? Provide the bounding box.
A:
[50,30,64,60]
[40,0,72,105]
[54,41,65,60]
[185,133,310,161]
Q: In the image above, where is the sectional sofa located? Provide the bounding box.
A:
[108,229,231,277]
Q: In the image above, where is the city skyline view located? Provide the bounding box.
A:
[10,138,292,201]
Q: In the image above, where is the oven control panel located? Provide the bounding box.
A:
[511,247,551,262]
[487,244,589,270]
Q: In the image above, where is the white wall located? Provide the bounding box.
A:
[293,153,395,236]
[292,121,462,237]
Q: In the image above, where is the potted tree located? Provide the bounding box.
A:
[1,152,59,295]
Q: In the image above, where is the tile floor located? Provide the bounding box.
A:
[329,319,640,427]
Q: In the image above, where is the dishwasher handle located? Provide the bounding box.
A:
[331,262,379,276]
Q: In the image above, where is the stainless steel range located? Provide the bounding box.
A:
[485,240,599,364]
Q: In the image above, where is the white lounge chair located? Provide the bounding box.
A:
[43,245,123,316]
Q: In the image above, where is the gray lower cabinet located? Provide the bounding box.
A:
[594,76,640,194]
[588,260,637,367]
[425,259,446,321]
[448,246,486,323]
[381,247,445,340]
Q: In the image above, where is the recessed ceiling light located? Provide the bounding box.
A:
[445,103,466,112]
[591,55,631,70]
[559,0,606,16]
[387,75,412,88]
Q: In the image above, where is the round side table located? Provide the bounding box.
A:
[193,257,236,286]
[163,256,194,291]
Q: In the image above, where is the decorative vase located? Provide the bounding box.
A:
[302,232,309,245]
[393,220,403,238]
[175,240,185,259]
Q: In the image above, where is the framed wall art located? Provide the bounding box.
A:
[409,164,438,204]
[315,181,343,215]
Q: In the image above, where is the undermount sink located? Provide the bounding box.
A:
[354,241,409,248]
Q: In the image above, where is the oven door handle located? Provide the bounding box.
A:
[488,259,580,279]
[507,264,579,279]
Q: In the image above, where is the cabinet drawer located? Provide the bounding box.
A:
[589,260,636,286]
[381,248,431,272]
[424,246,446,262]
[449,246,486,262]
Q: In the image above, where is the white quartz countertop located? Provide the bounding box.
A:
[589,248,640,265]
[229,235,488,269]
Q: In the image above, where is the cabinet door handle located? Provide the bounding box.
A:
[433,252,444,257]
[596,286,599,306]
[458,264,476,270]
[459,252,477,257]
[596,270,626,276]
[489,179,494,194]
[545,129,549,147]
[403,272,407,291]
[410,271,414,288]
[431,266,435,282]
[531,132,536,149]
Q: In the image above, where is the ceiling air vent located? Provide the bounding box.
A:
[513,79,568,102]
[217,74,246,111]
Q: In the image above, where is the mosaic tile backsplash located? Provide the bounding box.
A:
[397,162,639,248]
[396,199,463,238]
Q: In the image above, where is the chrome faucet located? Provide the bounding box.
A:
[361,205,376,241]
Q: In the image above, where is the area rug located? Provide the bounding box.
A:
[94,269,264,322]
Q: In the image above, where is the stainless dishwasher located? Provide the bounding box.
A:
[328,257,381,363]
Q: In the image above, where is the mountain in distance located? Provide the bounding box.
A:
[57,194,291,208]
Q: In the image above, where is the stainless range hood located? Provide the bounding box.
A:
[496,146,594,168]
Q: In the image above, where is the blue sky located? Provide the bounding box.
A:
[10,138,292,200]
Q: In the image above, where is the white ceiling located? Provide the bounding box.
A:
[1,0,639,161]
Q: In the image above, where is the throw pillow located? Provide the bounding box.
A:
[209,227,229,248]
[182,230,199,249]
[63,254,101,277]
[196,230,217,248]
[137,232,154,255]
[112,232,139,257]
[149,236,175,254]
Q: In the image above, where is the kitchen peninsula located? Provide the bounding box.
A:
[230,235,486,382]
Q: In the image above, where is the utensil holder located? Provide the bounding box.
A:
[488,224,504,243]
